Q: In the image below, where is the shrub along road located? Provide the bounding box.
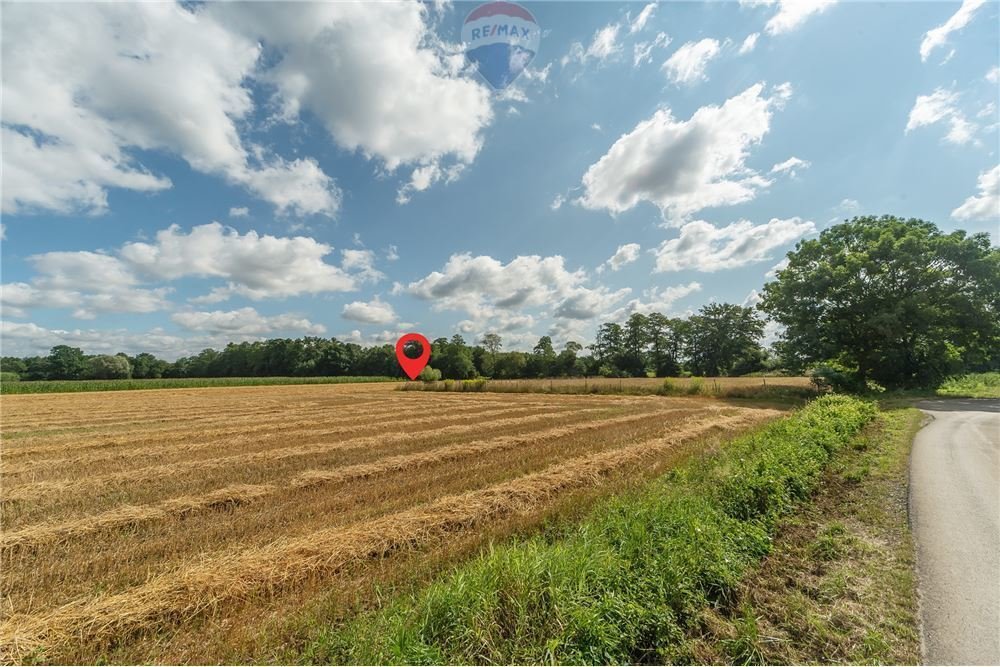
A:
[911,398,1000,665]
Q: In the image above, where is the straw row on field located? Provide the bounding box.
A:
[3,393,617,455]
[0,408,777,661]
[1,393,555,452]
[1,406,627,502]
[2,402,585,476]
[1,408,685,551]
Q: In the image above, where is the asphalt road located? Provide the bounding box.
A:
[910,398,1000,665]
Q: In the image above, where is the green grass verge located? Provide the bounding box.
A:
[0,376,398,394]
[400,377,818,401]
[302,395,877,664]
[688,408,923,664]
[936,371,1000,398]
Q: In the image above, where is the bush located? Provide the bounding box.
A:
[0,371,21,383]
[87,355,131,380]
[809,361,862,393]
[937,372,1000,398]
[418,366,442,382]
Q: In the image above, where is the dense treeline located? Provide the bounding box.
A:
[2,217,996,389]
[0,302,771,383]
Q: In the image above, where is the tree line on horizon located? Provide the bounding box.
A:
[2,217,997,389]
[0,301,770,384]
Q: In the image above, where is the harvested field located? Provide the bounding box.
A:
[0,383,784,663]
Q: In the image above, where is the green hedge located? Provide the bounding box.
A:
[310,395,877,664]
[0,376,398,394]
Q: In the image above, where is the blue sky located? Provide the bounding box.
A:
[2,0,998,359]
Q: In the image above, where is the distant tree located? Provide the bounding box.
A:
[760,216,1000,387]
[480,333,502,374]
[46,346,88,380]
[20,356,51,381]
[88,354,131,379]
[555,341,585,376]
[494,351,527,379]
[526,335,556,377]
[130,352,168,379]
[646,313,681,377]
[685,303,764,376]
[591,323,624,367]
[1,357,27,374]
[622,313,650,377]
[432,336,476,379]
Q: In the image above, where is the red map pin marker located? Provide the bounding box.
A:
[395,332,431,380]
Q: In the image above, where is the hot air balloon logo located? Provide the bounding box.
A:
[462,2,540,90]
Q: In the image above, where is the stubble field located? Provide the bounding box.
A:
[0,383,783,663]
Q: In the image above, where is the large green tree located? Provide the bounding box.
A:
[760,216,1000,387]
[46,345,88,380]
[684,303,765,376]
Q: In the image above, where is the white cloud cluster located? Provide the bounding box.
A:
[562,23,623,67]
[951,165,1000,221]
[633,32,671,67]
[1,251,172,320]
[2,2,495,217]
[578,83,791,221]
[597,243,642,273]
[662,38,721,85]
[0,320,241,360]
[601,282,703,322]
[565,3,666,71]
[653,217,815,272]
[764,0,837,35]
[738,33,760,55]
[121,223,363,302]
[629,3,659,33]
[920,0,986,62]
[404,253,630,326]
[1,223,378,320]
[770,156,811,177]
[906,88,978,145]
[172,308,325,335]
[1,2,340,217]
[341,297,398,325]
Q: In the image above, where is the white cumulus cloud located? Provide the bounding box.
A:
[662,38,721,85]
[172,307,325,335]
[1,2,340,217]
[597,243,642,273]
[770,156,811,177]
[906,88,978,145]
[578,83,790,222]
[951,165,1000,221]
[920,0,987,62]
[653,217,816,272]
[341,297,397,325]
[764,0,837,36]
[738,33,760,55]
[404,253,629,325]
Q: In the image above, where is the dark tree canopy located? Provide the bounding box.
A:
[684,303,765,377]
[760,215,1000,388]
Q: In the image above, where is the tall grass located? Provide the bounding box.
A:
[0,375,398,395]
[310,395,876,664]
[400,376,817,400]
[936,372,1000,398]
